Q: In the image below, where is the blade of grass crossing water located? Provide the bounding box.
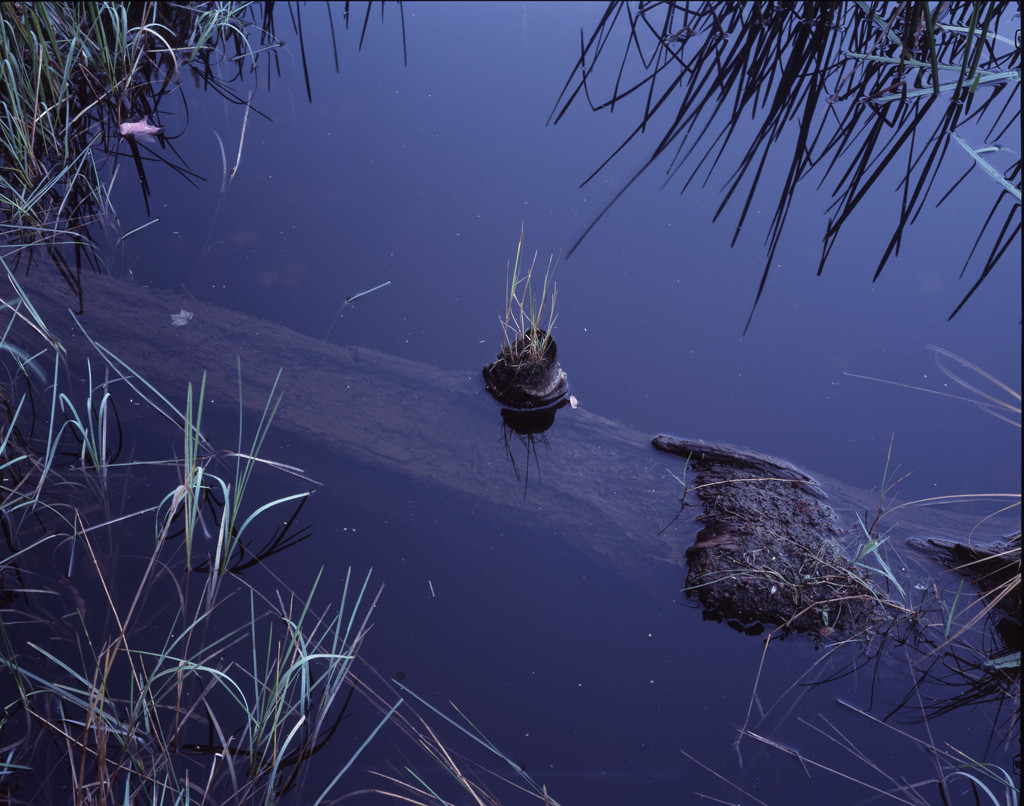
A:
[313,698,403,806]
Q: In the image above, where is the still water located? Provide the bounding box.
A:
[13,2,1023,804]
[113,2,1020,501]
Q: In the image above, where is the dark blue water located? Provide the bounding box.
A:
[114,2,1020,503]
[87,3,1019,803]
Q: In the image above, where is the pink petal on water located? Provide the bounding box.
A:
[569,394,579,409]
[119,117,163,138]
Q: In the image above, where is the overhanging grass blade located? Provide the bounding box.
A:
[390,679,529,776]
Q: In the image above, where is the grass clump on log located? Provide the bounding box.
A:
[484,226,570,416]
[499,224,559,375]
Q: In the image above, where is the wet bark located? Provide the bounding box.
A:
[653,436,892,636]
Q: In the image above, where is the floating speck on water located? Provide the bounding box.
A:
[170,309,193,326]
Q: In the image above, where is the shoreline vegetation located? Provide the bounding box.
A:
[0,3,275,273]
[1,3,550,801]
[1,2,1019,803]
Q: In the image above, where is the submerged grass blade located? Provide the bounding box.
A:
[949,131,1022,201]
[313,699,403,806]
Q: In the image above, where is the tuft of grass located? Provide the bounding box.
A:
[498,225,559,371]
[0,557,391,804]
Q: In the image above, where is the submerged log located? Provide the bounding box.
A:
[10,268,1018,634]
[12,269,677,582]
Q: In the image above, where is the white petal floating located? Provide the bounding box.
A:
[170,309,193,326]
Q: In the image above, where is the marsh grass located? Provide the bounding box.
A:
[703,453,1020,805]
[0,7,447,800]
[498,226,559,371]
[348,676,560,806]
[0,275,408,802]
[0,1,273,270]
[732,705,1020,806]
[671,392,1018,803]
[1,2,406,284]
[705,563,1019,804]
[719,635,1021,805]
[689,347,1022,656]
[0,555,391,804]
[0,8,425,796]
[846,348,1021,660]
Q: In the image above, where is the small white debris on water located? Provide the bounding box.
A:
[170,309,193,326]
[119,117,163,138]
[569,394,579,409]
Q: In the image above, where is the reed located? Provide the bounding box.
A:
[0,2,269,254]
[1,262,404,801]
[353,677,561,806]
[498,225,559,370]
[0,558,389,803]
[846,347,1021,661]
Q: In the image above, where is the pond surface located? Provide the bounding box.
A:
[110,2,1020,502]
[7,2,1021,804]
